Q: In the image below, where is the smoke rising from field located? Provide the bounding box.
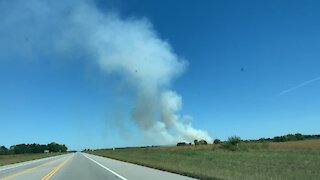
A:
[0,0,212,144]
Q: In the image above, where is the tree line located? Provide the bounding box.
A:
[176,133,320,147]
[215,133,320,144]
[0,142,68,155]
[248,133,320,143]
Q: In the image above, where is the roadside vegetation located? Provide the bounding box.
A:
[0,152,65,166]
[0,142,68,166]
[88,134,320,180]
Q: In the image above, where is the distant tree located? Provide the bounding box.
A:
[47,142,67,152]
[41,145,48,152]
[213,139,221,144]
[194,140,198,145]
[273,136,280,142]
[258,138,266,142]
[0,146,9,155]
[199,140,208,145]
[48,142,60,152]
[295,133,305,140]
[273,136,286,142]
[11,144,30,154]
[286,134,297,141]
[29,143,44,153]
[220,136,241,151]
[266,138,272,141]
[177,142,187,146]
[228,136,241,146]
[192,140,208,145]
[61,144,68,152]
[6,143,67,154]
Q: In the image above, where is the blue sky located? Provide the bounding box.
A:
[1,0,320,150]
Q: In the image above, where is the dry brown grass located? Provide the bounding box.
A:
[114,139,320,151]
[269,139,320,150]
[0,153,64,166]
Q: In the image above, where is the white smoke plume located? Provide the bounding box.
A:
[0,0,212,144]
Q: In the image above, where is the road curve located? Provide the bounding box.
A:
[0,152,196,180]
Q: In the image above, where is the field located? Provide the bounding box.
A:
[0,153,64,166]
[88,140,320,180]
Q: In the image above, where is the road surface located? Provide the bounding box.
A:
[0,153,195,180]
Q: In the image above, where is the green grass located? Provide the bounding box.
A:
[88,140,320,180]
[0,153,65,166]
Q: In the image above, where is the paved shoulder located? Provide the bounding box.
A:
[0,154,73,180]
[82,153,196,180]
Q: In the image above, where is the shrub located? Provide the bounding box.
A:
[220,136,241,151]
[295,133,305,140]
[199,140,208,145]
[177,142,187,146]
[194,139,208,145]
[0,146,9,155]
[228,136,241,146]
[221,142,238,151]
[194,140,198,145]
[213,139,221,144]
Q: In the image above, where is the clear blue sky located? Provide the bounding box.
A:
[1,0,320,150]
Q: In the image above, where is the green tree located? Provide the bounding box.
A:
[221,136,241,151]
[213,139,221,144]
[295,133,305,140]
[48,142,60,152]
[0,146,9,155]
[228,136,241,146]
[194,140,198,145]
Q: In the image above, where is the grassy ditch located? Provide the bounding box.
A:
[0,152,65,166]
[88,140,320,180]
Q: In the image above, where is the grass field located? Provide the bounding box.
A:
[88,140,320,180]
[0,153,64,166]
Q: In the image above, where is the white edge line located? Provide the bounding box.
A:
[0,154,68,172]
[82,153,127,180]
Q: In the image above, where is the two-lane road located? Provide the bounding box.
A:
[0,153,195,180]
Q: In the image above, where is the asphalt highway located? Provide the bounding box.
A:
[0,153,195,180]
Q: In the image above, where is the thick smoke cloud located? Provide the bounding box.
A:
[0,0,212,144]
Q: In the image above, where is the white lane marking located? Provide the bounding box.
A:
[0,154,68,172]
[82,153,127,180]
